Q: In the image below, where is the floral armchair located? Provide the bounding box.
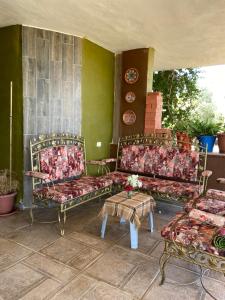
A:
[160,187,225,289]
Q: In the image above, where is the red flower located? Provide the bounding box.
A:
[125,185,134,192]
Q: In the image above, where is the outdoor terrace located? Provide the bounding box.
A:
[0,199,224,300]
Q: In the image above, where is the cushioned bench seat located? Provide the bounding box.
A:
[106,171,201,201]
[161,213,225,257]
[33,176,113,204]
[185,196,225,214]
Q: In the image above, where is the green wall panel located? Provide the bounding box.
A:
[82,39,114,174]
[0,25,23,201]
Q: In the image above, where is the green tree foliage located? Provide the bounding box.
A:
[153,69,201,127]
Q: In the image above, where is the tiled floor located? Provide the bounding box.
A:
[0,199,224,300]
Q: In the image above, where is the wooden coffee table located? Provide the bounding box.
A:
[100,191,156,249]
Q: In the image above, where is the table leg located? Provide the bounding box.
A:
[120,217,126,224]
[101,214,108,239]
[130,222,138,249]
[148,211,154,232]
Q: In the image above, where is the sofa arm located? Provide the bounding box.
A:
[102,158,117,163]
[87,158,117,175]
[86,160,106,166]
[217,178,225,184]
[202,170,213,178]
[200,170,212,194]
[25,171,50,180]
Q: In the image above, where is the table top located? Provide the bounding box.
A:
[106,191,154,204]
[101,191,155,228]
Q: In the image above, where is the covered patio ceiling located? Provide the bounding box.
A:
[1,0,225,70]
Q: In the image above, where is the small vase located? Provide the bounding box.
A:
[127,191,133,199]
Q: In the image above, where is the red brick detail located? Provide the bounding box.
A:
[144,92,163,132]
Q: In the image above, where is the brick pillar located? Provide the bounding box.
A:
[144,92,162,133]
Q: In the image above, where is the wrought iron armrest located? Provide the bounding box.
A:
[86,158,117,175]
[202,170,213,178]
[200,170,212,194]
[86,160,106,166]
[101,158,117,163]
[217,178,225,184]
[25,171,50,180]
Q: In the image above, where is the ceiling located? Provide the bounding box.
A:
[1,0,225,70]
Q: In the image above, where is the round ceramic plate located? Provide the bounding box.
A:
[122,110,136,125]
[125,91,136,103]
[124,68,139,84]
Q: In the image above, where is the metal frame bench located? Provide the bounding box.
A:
[26,133,112,235]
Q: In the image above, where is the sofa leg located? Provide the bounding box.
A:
[159,250,170,286]
[29,206,34,225]
[58,210,66,236]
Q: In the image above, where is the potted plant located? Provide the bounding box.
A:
[173,119,193,150]
[0,169,18,215]
[190,119,223,152]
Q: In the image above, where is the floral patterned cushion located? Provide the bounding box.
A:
[106,171,201,200]
[189,209,225,227]
[185,196,225,215]
[39,145,85,181]
[33,176,112,204]
[118,145,199,182]
[206,189,225,202]
[161,213,224,256]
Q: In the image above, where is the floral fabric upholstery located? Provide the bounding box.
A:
[185,196,225,215]
[33,176,112,204]
[118,145,199,182]
[189,209,225,227]
[206,189,225,202]
[161,213,225,256]
[39,145,85,181]
[106,171,201,200]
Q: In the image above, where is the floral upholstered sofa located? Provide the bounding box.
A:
[26,134,112,235]
[160,188,225,287]
[104,135,211,204]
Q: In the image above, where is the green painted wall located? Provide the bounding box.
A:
[82,39,114,174]
[0,25,23,200]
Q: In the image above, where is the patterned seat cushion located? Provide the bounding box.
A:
[161,213,225,256]
[33,176,113,204]
[185,196,225,215]
[106,171,200,200]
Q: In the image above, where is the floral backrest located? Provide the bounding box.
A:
[39,145,85,181]
[118,144,200,182]
[30,134,86,187]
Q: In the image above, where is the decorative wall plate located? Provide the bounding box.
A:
[125,91,136,103]
[122,110,136,125]
[124,68,139,84]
